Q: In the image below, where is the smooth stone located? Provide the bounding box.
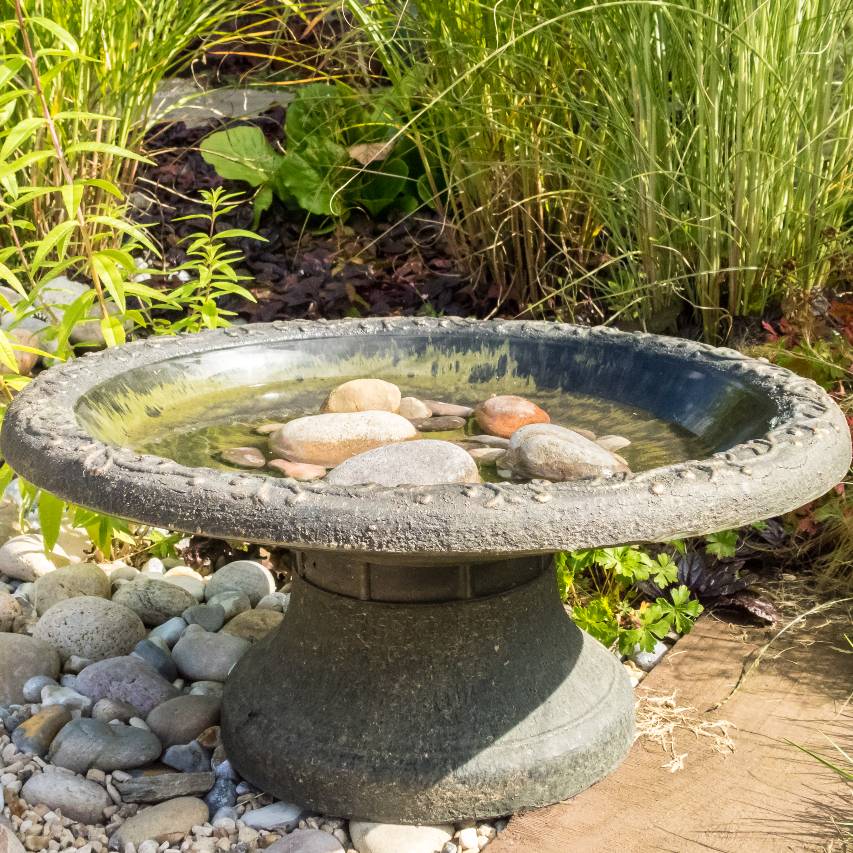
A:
[132,639,178,682]
[142,557,165,575]
[242,801,303,831]
[148,616,187,648]
[220,609,283,644]
[0,633,60,705]
[207,591,250,622]
[321,378,401,414]
[507,423,629,481]
[22,770,112,824]
[256,592,290,613]
[162,741,210,773]
[22,675,57,703]
[267,459,327,481]
[597,434,632,452]
[187,681,224,698]
[412,415,467,432]
[420,400,473,418]
[467,447,506,465]
[269,411,417,467]
[48,717,162,773]
[349,822,454,853]
[398,397,432,420]
[474,395,550,438]
[569,426,597,441]
[220,446,266,469]
[76,656,180,716]
[113,770,215,804]
[59,674,79,689]
[204,777,236,812]
[34,596,146,661]
[266,829,345,853]
[0,534,68,582]
[205,561,274,607]
[0,820,26,853]
[172,630,250,682]
[326,440,480,487]
[631,640,668,672]
[92,698,138,723]
[182,603,225,633]
[65,655,94,674]
[0,591,23,631]
[12,705,71,756]
[146,695,221,748]
[255,422,285,435]
[159,570,206,602]
[113,577,197,626]
[41,684,92,714]
[109,797,209,848]
[33,562,110,616]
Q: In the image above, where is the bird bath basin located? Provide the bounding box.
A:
[2,317,849,823]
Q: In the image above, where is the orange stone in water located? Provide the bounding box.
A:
[474,395,550,438]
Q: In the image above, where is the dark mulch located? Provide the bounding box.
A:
[136,110,487,322]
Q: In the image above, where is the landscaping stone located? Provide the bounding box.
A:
[269,411,417,467]
[33,562,110,616]
[131,639,178,682]
[64,655,94,674]
[220,446,266,468]
[162,741,210,773]
[631,640,669,672]
[0,820,25,853]
[0,633,60,705]
[207,590,251,622]
[114,771,215,804]
[108,796,209,848]
[40,684,93,714]
[12,705,71,757]
[242,801,303,831]
[412,415,467,432]
[398,397,432,420]
[326,440,480,487]
[113,577,197,626]
[48,717,162,773]
[220,608,283,643]
[596,434,631,452]
[474,394,550,438]
[0,534,68,582]
[321,378,401,414]
[256,592,290,613]
[182,603,225,633]
[172,630,250,681]
[145,694,221,748]
[0,591,23,631]
[22,769,112,824]
[187,681,224,698]
[203,776,236,812]
[420,400,474,418]
[21,675,57,703]
[147,616,187,647]
[205,561,274,607]
[466,447,506,465]
[34,596,146,661]
[91,698,138,723]
[76,655,180,715]
[266,829,344,853]
[349,822,454,853]
[267,459,327,480]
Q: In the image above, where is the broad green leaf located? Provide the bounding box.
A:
[31,220,76,271]
[90,252,125,311]
[100,314,125,347]
[0,463,15,496]
[215,229,267,242]
[0,117,46,160]
[360,157,409,216]
[200,127,283,187]
[0,262,25,298]
[27,17,79,52]
[88,216,157,254]
[64,142,153,164]
[0,329,18,373]
[38,490,64,553]
[60,182,84,219]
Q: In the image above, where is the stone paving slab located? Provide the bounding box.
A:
[490,612,852,853]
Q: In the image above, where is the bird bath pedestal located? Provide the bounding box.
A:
[2,318,848,823]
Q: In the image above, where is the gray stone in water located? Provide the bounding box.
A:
[397,396,432,420]
[220,446,266,469]
[203,776,237,812]
[22,675,57,703]
[419,400,474,418]
[326,440,480,487]
[113,577,198,626]
[348,822,454,853]
[148,616,187,648]
[0,633,60,705]
[321,378,401,415]
[75,655,180,716]
[162,740,210,774]
[597,434,631,452]
[205,560,275,607]
[265,829,344,853]
[48,717,162,773]
[22,769,112,824]
[173,629,250,682]
[412,415,467,432]
[145,694,221,748]
[131,639,178,682]
[182,602,225,632]
[241,800,303,831]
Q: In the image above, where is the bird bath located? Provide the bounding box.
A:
[2,318,849,823]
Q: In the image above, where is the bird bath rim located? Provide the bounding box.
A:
[1,317,849,557]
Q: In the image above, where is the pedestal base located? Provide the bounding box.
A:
[222,557,634,823]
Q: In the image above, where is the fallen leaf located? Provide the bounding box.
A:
[348,140,394,165]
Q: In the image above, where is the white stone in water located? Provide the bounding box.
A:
[349,822,454,853]
[420,399,474,418]
[597,434,632,452]
[270,411,417,467]
[267,458,327,481]
[467,447,506,465]
[326,440,480,487]
[321,378,402,414]
[221,446,266,469]
[398,396,432,420]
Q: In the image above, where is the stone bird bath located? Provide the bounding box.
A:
[1,318,849,823]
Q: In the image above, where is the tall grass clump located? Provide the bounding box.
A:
[347,0,853,339]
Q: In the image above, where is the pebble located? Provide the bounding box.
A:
[466,434,510,449]
[0,633,61,705]
[220,609,283,643]
[91,698,138,723]
[466,447,506,465]
[12,706,71,757]
[162,741,210,774]
[269,411,417,467]
[0,534,68,582]
[266,829,344,852]
[458,827,478,850]
[22,676,58,704]
[206,591,250,622]
[506,423,629,481]
[145,695,221,748]
[205,561,274,607]
[131,639,178,682]
[203,777,236,812]
[267,459,327,481]
[242,801,303,831]
[349,822,454,853]
[160,567,206,602]
[474,395,550,438]
[256,592,290,613]
[412,415,467,432]
[596,434,631,452]
[172,629,250,682]
[631,640,668,672]
[40,685,92,714]
[326,440,480,487]
[255,422,285,435]
[64,655,94,675]
[48,718,162,773]
[187,681,224,698]
[420,400,473,418]
[321,378,401,414]
[0,590,23,630]
[75,656,180,716]
[108,797,209,848]
[0,821,25,853]
[22,770,112,824]
[113,578,197,626]
[181,604,225,633]
[147,616,187,648]
[34,596,146,661]
[397,397,432,420]
[220,446,266,469]
[33,563,110,616]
